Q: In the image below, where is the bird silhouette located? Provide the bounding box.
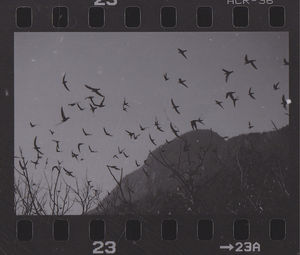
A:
[222,69,234,83]
[163,73,170,81]
[77,143,84,153]
[62,73,70,92]
[122,98,129,112]
[76,103,85,111]
[248,87,256,99]
[103,127,113,137]
[123,152,129,158]
[107,165,120,171]
[63,168,75,177]
[178,48,187,59]
[113,154,119,159]
[125,130,135,139]
[244,54,257,70]
[71,151,79,160]
[135,160,140,167]
[68,102,78,107]
[133,133,140,140]
[215,100,224,109]
[171,99,180,114]
[232,97,239,108]
[170,122,180,137]
[281,95,287,110]
[89,104,97,113]
[84,84,104,97]
[82,128,92,136]
[149,134,157,146]
[49,129,55,135]
[90,97,105,108]
[154,118,164,132]
[226,91,236,100]
[33,136,43,155]
[118,146,125,154]
[139,124,148,131]
[248,121,254,129]
[283,58,289,66]
[191,118,204,130]
[29,122,37,128]
[52,139,62,152]
[88,145,98,153]
[273,82,280,90]
[178,78,188,88]
[59,106,70,124]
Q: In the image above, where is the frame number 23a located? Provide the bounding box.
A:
[93,241,116,254]
[94,0,118,6]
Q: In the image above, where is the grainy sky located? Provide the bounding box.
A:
[14,32,289,209]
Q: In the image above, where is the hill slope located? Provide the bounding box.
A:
[89,126,291,215]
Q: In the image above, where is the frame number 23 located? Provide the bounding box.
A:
[93,241,117,254]
[94,0,118,6]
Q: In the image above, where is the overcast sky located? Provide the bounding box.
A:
[14,32,289,208]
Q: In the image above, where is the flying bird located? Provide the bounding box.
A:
[178,48,187,59]
[89,96,105,108]
[133,133,140,140]
[107,165,120,171]
[154,118,164,132]
[122,98,129,112]
[170,122,180,137]
[273,82,280,90]
[68,102,79,107]
[49,129,55,135]
[139,124,148,131]
[244,54,257,70]
[76,103,85,111]
[248,87,256,99]
[248,121,254,129]
[29,122,37,128]
[89,104,97,113]
[82,128,92,136]
[71,151,79,160]
[63,168,75,177]
[125,130,135,139]
[283,58,289,66]
[215,100,224,109]
[103,127,113,137]
[118,146,125,154]
[84,84,104,97]
[149,134,157,146]
[178,78,188,88]
[59,107,70,124]
[171,99,180,114]
[232,97,239,108]
[77,143,84,153]
[123,152,129,158]
[226,91,236,100]
[113,154,119,159]
[62,73,70,92]
[88,145,98,153]
[191,118,204,130]
[222,69,234,83]
[163,73,170,81]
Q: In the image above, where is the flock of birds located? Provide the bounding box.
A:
[22,48,290,183]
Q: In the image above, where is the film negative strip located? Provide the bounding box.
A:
[0,0,299,254]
